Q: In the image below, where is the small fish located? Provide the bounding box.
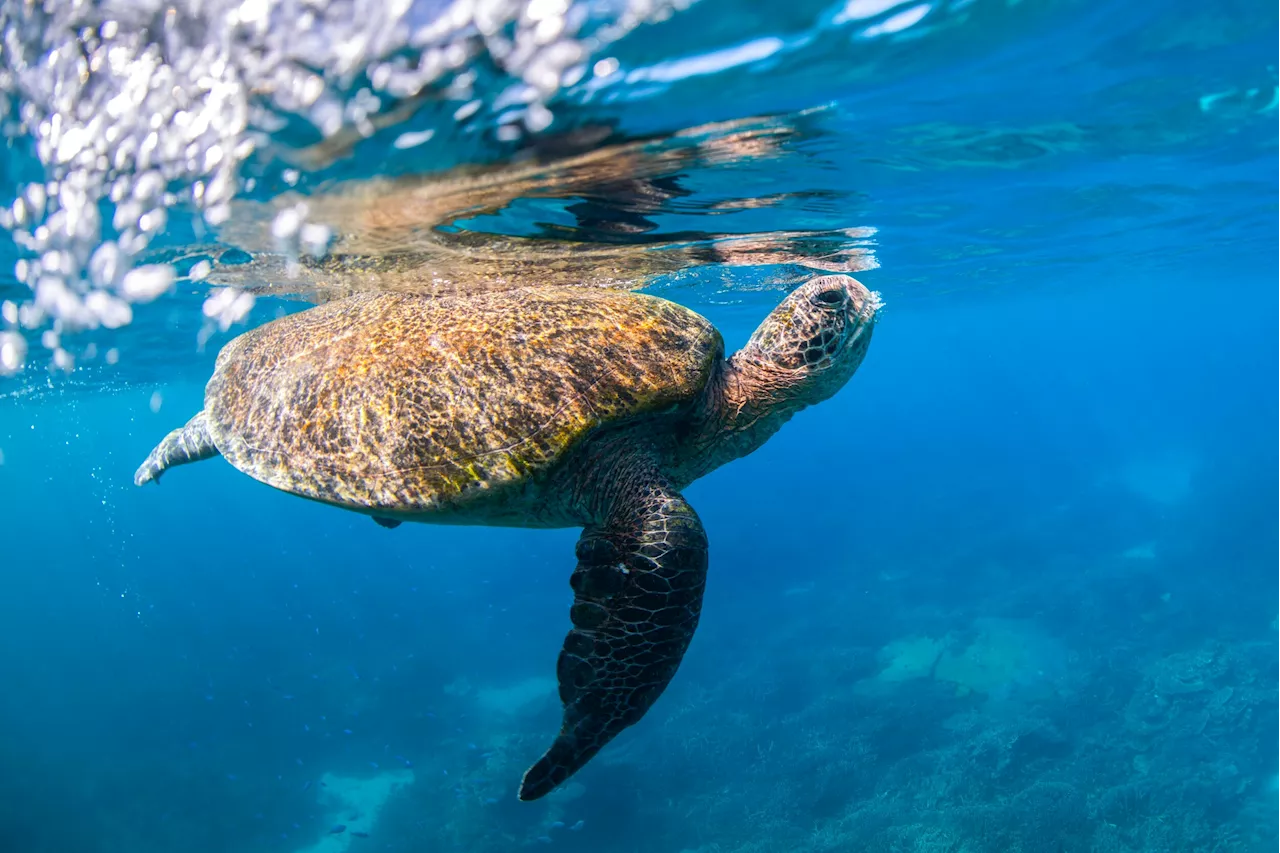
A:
[549,821,565,830]
[570,820,585,831]
[484,797,498,805]
[302,781,311,792]
[329,824,346,834]
[369,762,379,769]
[342,729,353,735]
[352,831,369,838]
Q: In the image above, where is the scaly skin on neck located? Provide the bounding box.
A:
[672,353,804,487]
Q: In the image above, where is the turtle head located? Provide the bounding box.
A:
[679,274,881,481]
[738,274,882,408]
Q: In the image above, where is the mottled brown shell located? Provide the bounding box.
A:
[203,287,722,518]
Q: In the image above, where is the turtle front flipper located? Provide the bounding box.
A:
[519,464,709,801]
[133,411,220,486]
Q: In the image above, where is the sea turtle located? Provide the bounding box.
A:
[134,273,882,800]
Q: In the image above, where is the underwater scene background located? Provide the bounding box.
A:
[0,0,1276,851]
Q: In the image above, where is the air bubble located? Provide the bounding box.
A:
[392,128,435,149]
[524,102,553,132]
[120,265,176,303]
[85,291,133,329]
[0,332,27,376]
[453,100,482,121]
[300,223,332,258]
[272,207,304,241]
[203,287,256,331]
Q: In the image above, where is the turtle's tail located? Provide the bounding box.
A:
[134,410,220,486]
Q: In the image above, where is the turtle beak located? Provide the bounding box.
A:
[842,277,883,336]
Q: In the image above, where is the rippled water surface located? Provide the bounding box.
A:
[0,1,1276,852]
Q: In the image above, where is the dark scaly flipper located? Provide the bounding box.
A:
[133,411,220,486]
[518,461,709,801]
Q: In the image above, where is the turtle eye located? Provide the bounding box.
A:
[811,289,845,308]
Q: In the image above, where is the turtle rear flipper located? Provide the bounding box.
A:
[134,411,220,486]
[519,458,708,801]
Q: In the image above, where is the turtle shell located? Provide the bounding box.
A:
[203,287,722,519]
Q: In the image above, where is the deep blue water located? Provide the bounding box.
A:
[1,1,1277,852]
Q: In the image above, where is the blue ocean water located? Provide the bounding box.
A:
[0,1,1277,852]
